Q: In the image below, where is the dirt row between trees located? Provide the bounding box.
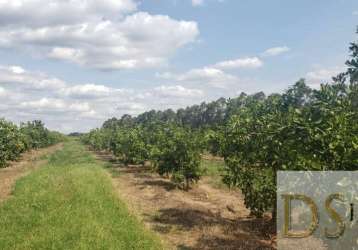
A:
[94,151,275,250]
[0,143,63,203]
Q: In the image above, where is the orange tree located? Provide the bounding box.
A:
[221,80,357,218]
[0,119,26,167]
[151,124,203,190]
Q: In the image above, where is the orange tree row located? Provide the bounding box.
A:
[82,123,204,190]
[82,28,358,216]
[219,30,358,218]
[0,119,64,168]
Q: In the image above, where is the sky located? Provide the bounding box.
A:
[0,0,357,133]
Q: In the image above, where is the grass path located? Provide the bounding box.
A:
[0,140,163,250]
[95,151,274,249]
[0,143,63,203]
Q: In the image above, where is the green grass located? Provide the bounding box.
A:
[201,158,227,189]
[201,159,225,177]
[0,140,163,250]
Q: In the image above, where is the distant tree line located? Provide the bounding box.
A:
[101,94,262,131]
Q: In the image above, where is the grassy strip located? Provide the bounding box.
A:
[201,158,227,189]
[0,140,163,250]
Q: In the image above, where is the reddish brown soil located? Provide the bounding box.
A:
[95,151,276,250]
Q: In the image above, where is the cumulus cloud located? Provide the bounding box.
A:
[305,67,345,88]
[155,55,263,89]
[0,1,199,70]
[215,57,263,69]
[9,66,25,74]
[262,46,290,57]
[153,85,203,98]
[0,65,209,132]
[0,65,66,90]
[115,102,148,113]
[0,86,6,96]
[192,0,204,6]
[59,84,122,99]
[20,98,92,113]
[0,0,137,27]
[157,67,239,88]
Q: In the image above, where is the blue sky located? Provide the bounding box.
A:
[0,0,357,132]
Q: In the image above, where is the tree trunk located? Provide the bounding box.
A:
[185,177,190,191]
[272,167,277,221]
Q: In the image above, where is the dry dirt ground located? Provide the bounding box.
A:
[0,144,63,203]
[95,151,276,250]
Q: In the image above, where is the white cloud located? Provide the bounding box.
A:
[0,86,6,96]
[0,65,209,132]
[47,48,84,65]
[68,102,92,112]
[305,67,344,87]
[191,0,224,7]
[80,110,98,119]
[215,57,263,69]
[0,0,137,27]
[262,46,290,57]
[41,12,198,70]
[9,66,25,74]
[21,98,66,110]
[155,55,262,89]
[20,98,91,112]
[0,1,199,70]
[158,67,239,88]
[116,102,147,113]
[0,65,66,90]
[180,67,237,86]
[153,85,203,98]
[353,11,358,16]
[60,84,116,98]
[192,0,204,6]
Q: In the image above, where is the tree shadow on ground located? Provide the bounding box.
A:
[152,207,275,250]
[91,149,275,249]
[194,234,273,250]
[153,207,223,229]
[91,150,124,168]
[141,179,177,191]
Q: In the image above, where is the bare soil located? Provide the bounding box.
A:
[0,144,63,203]
[95,151,276,250]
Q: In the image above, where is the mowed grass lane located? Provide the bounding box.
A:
[0,140,163,250]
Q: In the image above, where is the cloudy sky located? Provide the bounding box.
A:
[0,0,357,133]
